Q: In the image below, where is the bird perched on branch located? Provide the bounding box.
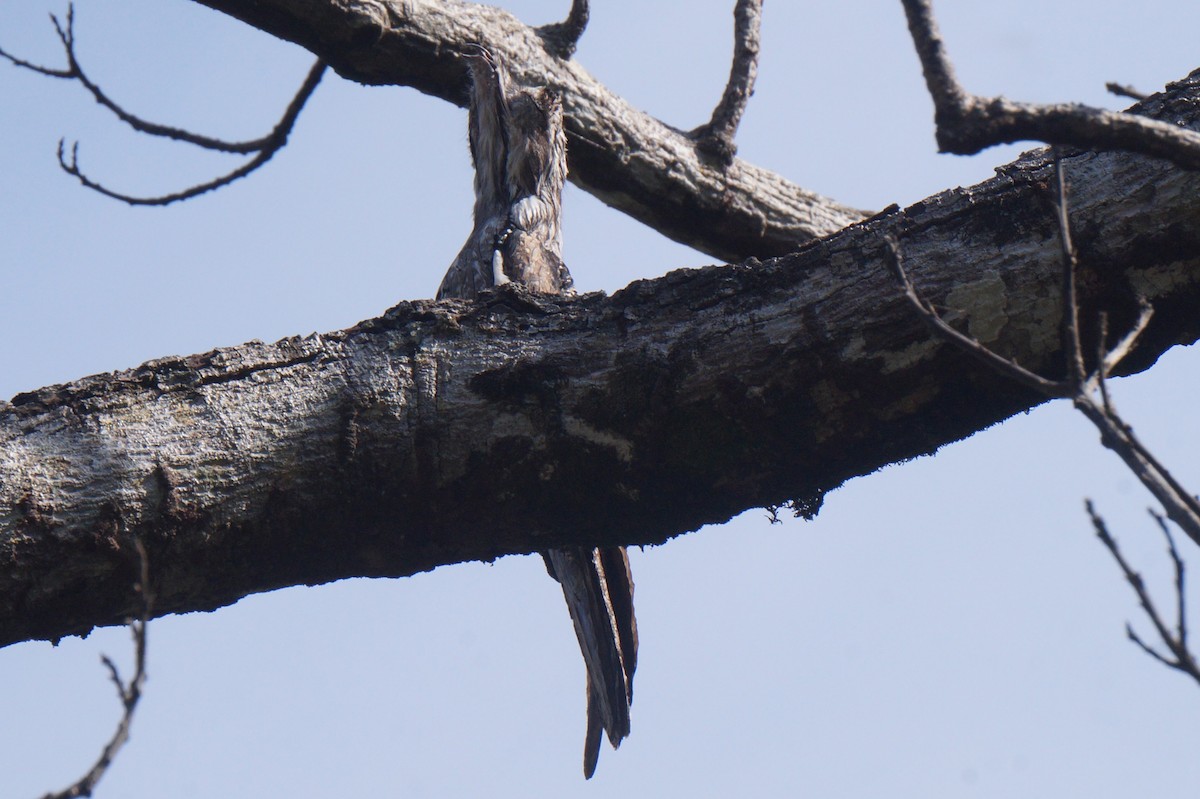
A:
[437,45,637,779]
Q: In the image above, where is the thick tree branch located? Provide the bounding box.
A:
[185,0,867,261]
[5,68,1200,647]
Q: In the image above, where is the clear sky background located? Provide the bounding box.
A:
[2,1,1199,796]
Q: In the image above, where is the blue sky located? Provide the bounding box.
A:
[2,1,1199,796]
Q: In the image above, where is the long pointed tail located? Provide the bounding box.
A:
[543,545,638,778]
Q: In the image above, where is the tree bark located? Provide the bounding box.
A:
[4,65,1200,646]
[188,0,869,262]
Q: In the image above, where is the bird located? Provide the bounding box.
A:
[437,45,638,779]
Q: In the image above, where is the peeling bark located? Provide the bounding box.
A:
[5,66,1200,646]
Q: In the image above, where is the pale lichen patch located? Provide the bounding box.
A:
[1133,261,1196,298]
[562,415,634,462]
[945,273,1008,344]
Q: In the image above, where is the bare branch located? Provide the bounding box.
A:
[1153,510,1191,653]
[1099,299,1154,379]
[135,0,870,259]
[1088,503,1200,686]
[1049,155,1200,545]
[1073,400,1200,548]
[2,5,326,206]
[40,539,152,799]
[1052,152,1087,386]
[900,0,1200,170]
[1107,82,1149,103]
[538,0,590,59]
[691,0,763,166]
[888,143,1200,548]
[883,235,1070,397]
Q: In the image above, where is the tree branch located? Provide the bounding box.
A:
[900,0,1200,169]
[890,143,1200,547]
[185,0,867,261]
[0,5,327,206]
[690,0,762,166]
[40,539,151,799]
[1106,82,1149,103]
[5,75,1200,647]
[537,0,589,59]
[1088,504,1200,686]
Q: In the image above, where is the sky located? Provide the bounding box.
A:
[1,1,1199,796]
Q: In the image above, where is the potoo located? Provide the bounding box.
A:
[437,46,638,779]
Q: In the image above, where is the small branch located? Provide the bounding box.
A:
[538,0,590,59]
[889,144,1200,548]
[1052,151,1087,386]
[690,0,763,166]
[1099,299,1154,381]
[900,0,1200,170]
[1,5,326,206]
[1073,399,1200,548]
[41,539,153,799]
[1107,82,1149,103]
[1088,502,1200,687]
[883,235,1069,397]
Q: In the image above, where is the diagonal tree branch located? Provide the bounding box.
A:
[5,74,1200,648]
[900,0,1200,169]
[186,0,868,261]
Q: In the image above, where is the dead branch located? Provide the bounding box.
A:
[40,539,152,799]
[1087,503,1200,687]
[8,97,1200,647]
[889,150,1200,548]
[1106,82,1149,103]
[186,0,866,260]
[884,237,1069,398]
[0,5,326,206]
[690,0,763,165]
[538,0,590,59]
[900,0,1200,170]
[889,136,1200,684]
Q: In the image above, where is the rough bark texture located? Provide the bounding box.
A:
[188,0,868,262]
[4,66,1200,646]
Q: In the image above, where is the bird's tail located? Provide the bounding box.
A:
[543,545,638,778]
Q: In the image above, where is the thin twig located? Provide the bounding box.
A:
[1106,82,1149,103]
[1100,297,1153,379]
[691,0,762,166]
[1,5,326,205]
[1087,502,1200,686]
[1052,151,1087,386]
[889,146,1200,549]
[1152,509,1191,653]
[538,0,590,59]
[1073,400,1200,548]
[899,0,1200,170]
[883,235,1069,397]
[41,539,153,799]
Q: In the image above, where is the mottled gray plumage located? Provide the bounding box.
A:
[437,46,635,779]
[437,46,573,300]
